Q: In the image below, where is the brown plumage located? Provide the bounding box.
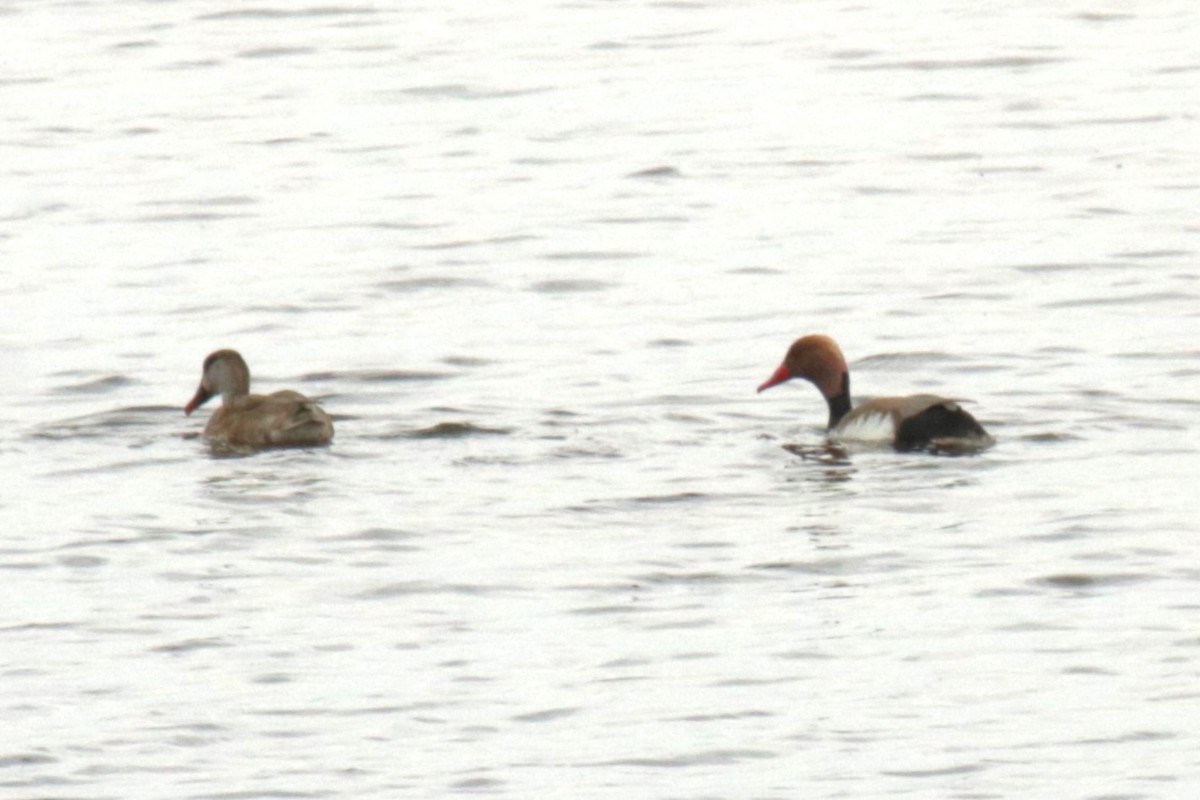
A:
[184,349,334,447]
[757,334,992,452]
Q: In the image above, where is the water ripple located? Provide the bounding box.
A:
[590,748,777,767]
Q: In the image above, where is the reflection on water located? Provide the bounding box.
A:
[781,440,858,485]
[201,466,330,504]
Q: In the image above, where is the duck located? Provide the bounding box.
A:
[184,349,334,447]
[757,334,992,452]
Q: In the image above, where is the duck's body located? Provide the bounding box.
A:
[758,335,991,452]
[185,349,333,447]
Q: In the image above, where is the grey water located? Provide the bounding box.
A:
[2,2,1199,798]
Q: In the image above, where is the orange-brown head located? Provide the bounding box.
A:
[757,334,850,400]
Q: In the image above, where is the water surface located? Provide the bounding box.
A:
[2,2,1199,798]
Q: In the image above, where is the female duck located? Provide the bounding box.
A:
[757,334,991,451]
[184,349,334,447]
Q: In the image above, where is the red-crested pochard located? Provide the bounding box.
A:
[184,349,334,447]
[757,334,992,451]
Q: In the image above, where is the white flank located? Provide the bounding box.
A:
[832,410,896,442]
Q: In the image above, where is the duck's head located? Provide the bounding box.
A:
[185,349,250,414]
[757,334,849,400]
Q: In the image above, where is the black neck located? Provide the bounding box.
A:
[825,373,851,429]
